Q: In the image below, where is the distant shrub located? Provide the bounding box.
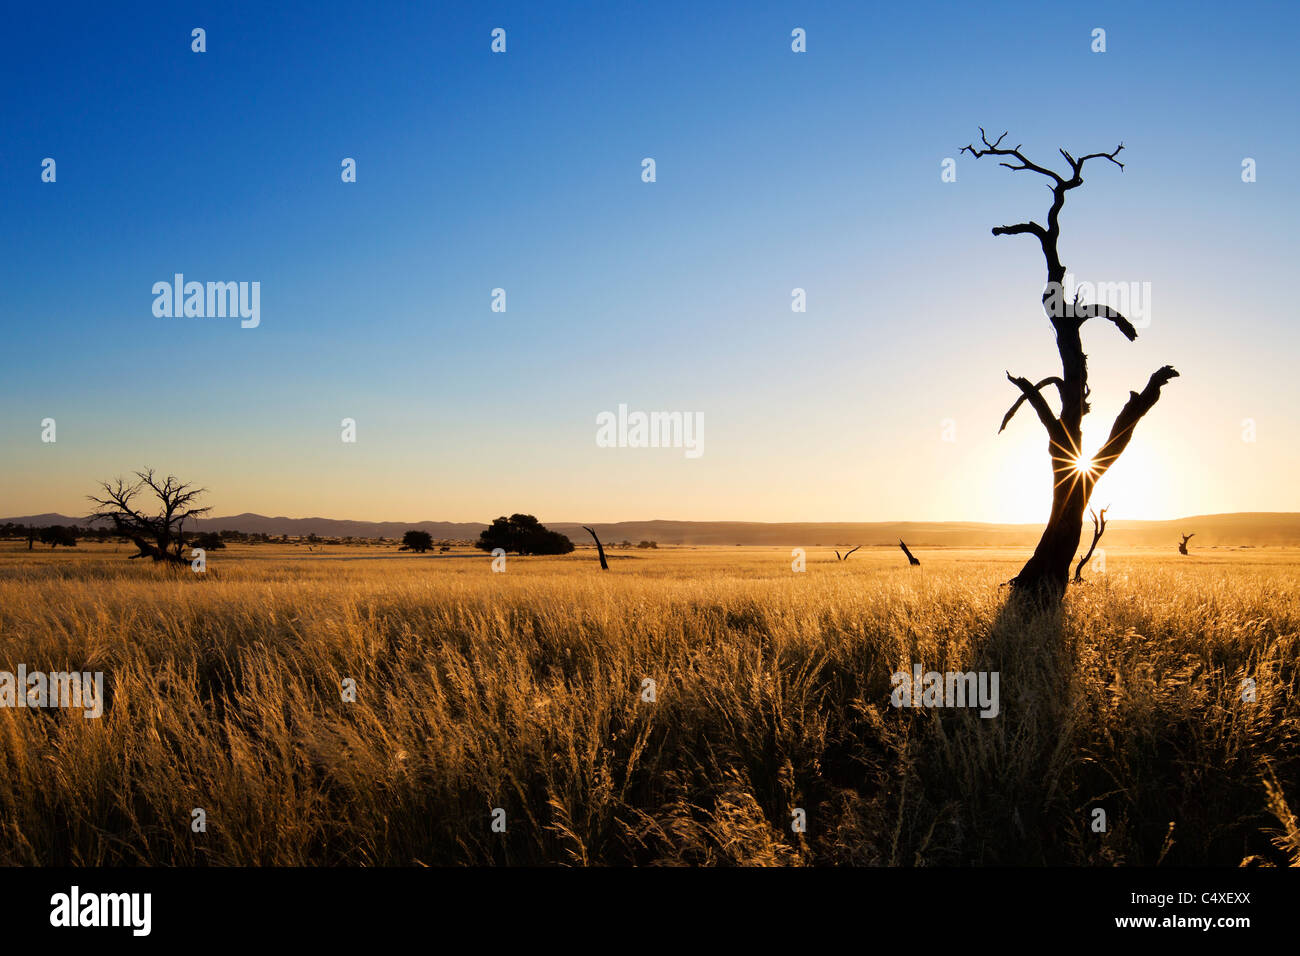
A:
[475,514,573,555]
[402,530,434,553]
[38,525,77,548]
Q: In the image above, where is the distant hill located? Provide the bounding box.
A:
[2,513,484,540]
[198,513,487,540]
[5,512,1300,548]
[552,514,1300,548]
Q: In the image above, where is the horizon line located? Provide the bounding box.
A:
[6,510,1298,528]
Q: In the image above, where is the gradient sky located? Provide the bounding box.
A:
[3,0,1297,524]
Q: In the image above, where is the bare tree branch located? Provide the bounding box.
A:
[1064,145,1126,178]
[992,221,1047,240]
[1090,366,1180,478]
[999,376,1064,433]
[961,128,1065,184]
[1073,505,1108,582]
[1073,301,1138,341]
[1004,372,1066,440]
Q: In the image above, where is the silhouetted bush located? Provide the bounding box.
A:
[192,531,225,551]
[475,514,573,555]
[402,530,434,553]
[38,525,78,548]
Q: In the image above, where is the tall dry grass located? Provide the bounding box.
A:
[0,545,1295,865]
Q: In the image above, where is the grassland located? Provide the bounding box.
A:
[0,542,1296,866]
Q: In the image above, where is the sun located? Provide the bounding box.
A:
[1052,442,1101,497]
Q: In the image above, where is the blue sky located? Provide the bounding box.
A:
[2,0,1297,522]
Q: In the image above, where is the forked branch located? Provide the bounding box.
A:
[1000,376,1064,433]
[962,129,1124,291]
[961,128,1066,184]
[1073,506,1109,582]
[1004,372,1067,443]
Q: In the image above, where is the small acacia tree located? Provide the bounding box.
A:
[401,530,434,553]
[88,469,211,564]
[962,129,1179,600]
[476,514,574,555]
[39,525,78,548]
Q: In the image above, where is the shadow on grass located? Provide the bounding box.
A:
[876,590,1083,865]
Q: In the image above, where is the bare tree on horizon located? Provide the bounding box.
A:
[583,526,609,570]
[88,469,210,565]
[962,128,1179,600]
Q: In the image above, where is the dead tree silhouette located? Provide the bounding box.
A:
[899,539,920,566]
[1179,533,1194,555]
[583,526,609,570]
[834,546,862,561]
[1073,505,1108,582]
[87,469,210,565]
[962,128,1179,601]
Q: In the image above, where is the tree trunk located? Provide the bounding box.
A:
[1012,465,1087,599]
[130,534,186,564]
[1010,365,1177,600]
[583,526,609,570]
[1011,278,1088,600]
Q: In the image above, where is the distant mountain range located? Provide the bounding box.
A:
[5,512,1300,548]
